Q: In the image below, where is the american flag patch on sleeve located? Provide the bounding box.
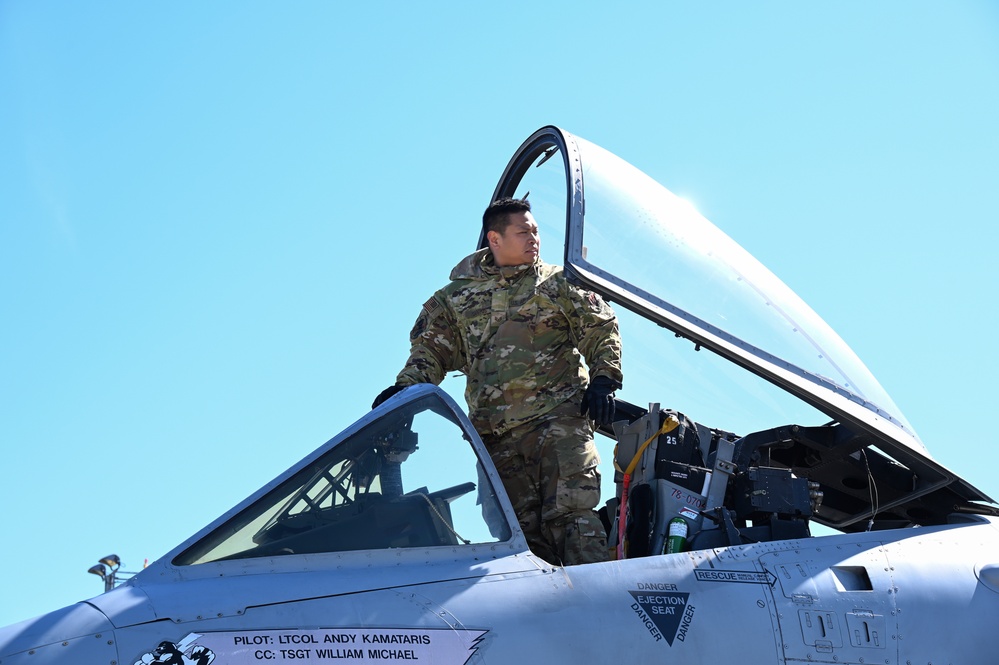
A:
[422,297,441,317]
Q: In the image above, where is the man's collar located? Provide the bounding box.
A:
[479,250,539,277]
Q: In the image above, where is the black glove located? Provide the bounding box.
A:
[580,376,621,427]
[372,384,405,409]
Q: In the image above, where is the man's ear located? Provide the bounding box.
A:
[486,229,499,248]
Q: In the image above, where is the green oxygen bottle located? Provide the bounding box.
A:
[665,517,688,554]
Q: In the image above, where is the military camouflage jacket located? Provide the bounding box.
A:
[396,248,623,436]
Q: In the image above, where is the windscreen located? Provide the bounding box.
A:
[173,394,510,565]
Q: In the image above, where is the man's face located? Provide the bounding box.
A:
[488,211,540,267]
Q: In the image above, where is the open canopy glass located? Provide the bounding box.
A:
[485,126,992,527]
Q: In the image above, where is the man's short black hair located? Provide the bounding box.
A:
[483,197,531,235]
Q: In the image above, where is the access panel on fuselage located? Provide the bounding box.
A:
[759,540,897,663]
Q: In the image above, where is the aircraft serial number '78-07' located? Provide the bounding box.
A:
[3,126,998,664]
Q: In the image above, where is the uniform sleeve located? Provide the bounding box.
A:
[394,292,465,387]
[563,282,623,386]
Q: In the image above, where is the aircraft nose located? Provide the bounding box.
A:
[0,602,117,663]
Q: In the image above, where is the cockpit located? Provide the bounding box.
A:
[173,126,996,568]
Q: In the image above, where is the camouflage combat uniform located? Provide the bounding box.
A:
[396,248,623,565]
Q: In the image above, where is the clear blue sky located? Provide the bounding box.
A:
[2,2,997,627]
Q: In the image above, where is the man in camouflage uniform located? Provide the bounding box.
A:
[373,198,622,565]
